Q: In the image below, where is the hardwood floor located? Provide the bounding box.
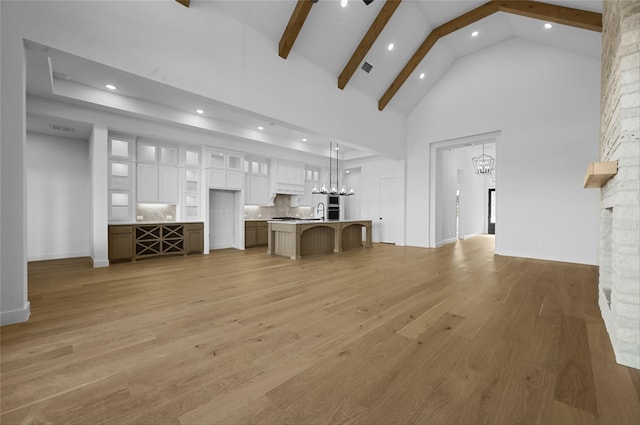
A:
[1,236,639,424]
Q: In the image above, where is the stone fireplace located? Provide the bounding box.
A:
[598,0,639,370]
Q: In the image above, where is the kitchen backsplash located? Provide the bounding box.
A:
[136,204,176,222]
[244,194,314,220]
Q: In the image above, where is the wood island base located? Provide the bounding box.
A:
[267,220,372,260]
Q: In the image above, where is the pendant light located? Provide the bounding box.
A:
[472,144,495,175]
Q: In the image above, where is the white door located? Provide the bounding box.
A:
[378,178,396,244]
[209,190,236,249]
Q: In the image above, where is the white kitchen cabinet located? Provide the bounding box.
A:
[158,166,179,203]
[137,140,178,166]
[205,149,226,169]
[159,145,178,166]
[137,164,159,202]
[109,135,135,160]
[246,174,270,205]
[181,146,201,168]
[204,147,245,190]
[109,190,133,221]
[137,164,178,203]
[244,158,271,205]
[270,159,305,195]
[227,170,243,190]
[137,141,157,163]
[109,160,133,190]
[292,166,320,207]
[208,169,227,189]
[182,168,200,220]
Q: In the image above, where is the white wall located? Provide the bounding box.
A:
[344,157,405,245]
[1,3,30,325]
[26,132,91,261]
[407,38,601,265]
[342,169,361,220]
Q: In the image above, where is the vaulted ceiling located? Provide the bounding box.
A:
[206,0,602,114]
[25,0,603,160]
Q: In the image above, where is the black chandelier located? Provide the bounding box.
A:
[312,141,355,196]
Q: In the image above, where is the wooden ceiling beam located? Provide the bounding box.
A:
[378,1,498,111]
[279,0,315,60]
[338,0,402,90]
[496,1,602,32]
[175,0,190,8]
[378,0,602,111]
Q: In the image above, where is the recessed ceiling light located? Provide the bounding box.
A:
[302,138,307,142]
[105,84,117,90]
[419,72,426,79]
[258,126,264,130]
[387,43,394,51]
[341,0,348,7]
[346,170,350,174]
[471,31,479,37]
[544,23,553,29]
[196,109,204,114]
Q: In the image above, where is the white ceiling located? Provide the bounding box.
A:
[24,0,602,159]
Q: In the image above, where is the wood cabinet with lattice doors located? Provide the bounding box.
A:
[108,222,203,262]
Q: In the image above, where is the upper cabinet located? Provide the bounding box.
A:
[180,146,201,168]
[109,135,135,160]
[137,140,178,166]
[245,157,270,206]
[108,135,136,221]
[137,164,178,203]
[293,166,320,207]
[270,159,305,195]
[204,147,244,190]
[135,140,179,204]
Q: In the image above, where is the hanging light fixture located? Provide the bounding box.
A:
[312,141,355,195]
[472,144,495,175]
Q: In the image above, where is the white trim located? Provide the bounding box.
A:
[428,130,501,248]
[27,251,91,262]
[438,237,458,247]
[463,233,482,240]
[0,302,30,326]
[92,258,109,268]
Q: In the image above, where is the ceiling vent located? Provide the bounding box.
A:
[361,61,373,74]
[49,123,75,134]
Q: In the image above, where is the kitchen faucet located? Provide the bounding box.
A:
[316,202,325,221]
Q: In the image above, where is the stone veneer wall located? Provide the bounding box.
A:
[599,0,640,370]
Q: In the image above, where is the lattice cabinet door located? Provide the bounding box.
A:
[162,224,185,254]
[135,225,162,258]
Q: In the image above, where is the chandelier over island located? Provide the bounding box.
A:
[312,141,355,196]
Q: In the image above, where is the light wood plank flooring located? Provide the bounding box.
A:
[2,237,639,424]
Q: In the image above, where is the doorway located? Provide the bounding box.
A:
[209,189,236,249]
[378,178,396,244]
[488,188,496,235]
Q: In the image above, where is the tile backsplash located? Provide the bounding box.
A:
[244,194,314,220]
[136,204,176,222]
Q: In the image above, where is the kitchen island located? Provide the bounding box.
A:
[267,219,372,260]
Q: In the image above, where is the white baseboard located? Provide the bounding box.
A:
[92,258,109,268]
[1,302,30,326]
[438,237,458,246]
[463,233,482,240]
[28,251,90,262]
